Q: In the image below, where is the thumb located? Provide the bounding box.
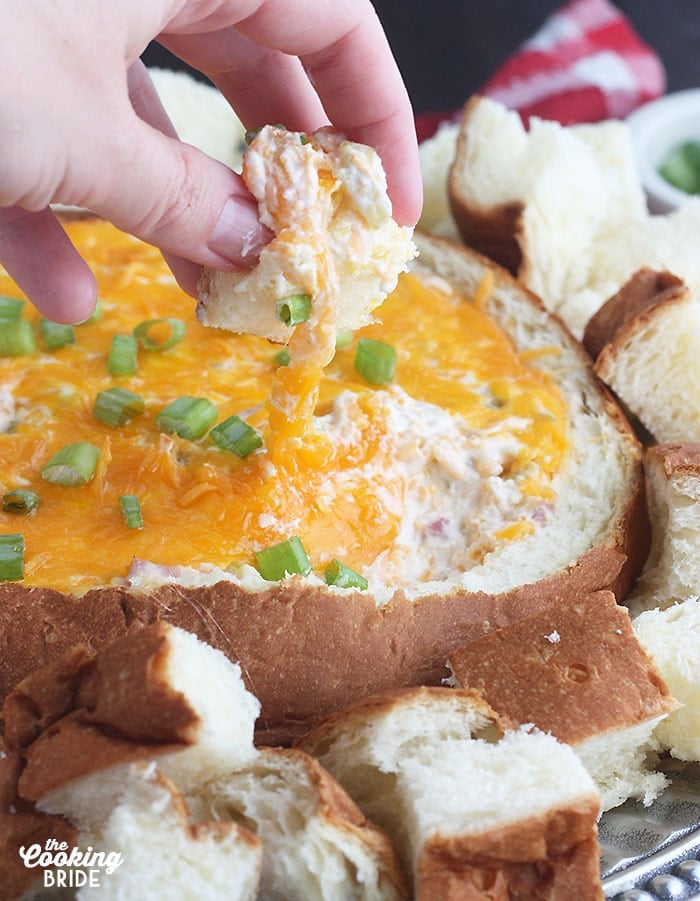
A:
[84,113,270,275]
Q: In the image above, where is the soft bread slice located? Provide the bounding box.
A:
[633,598,700,763]
[0,233,648,745]
[583,269,700,442]
[628,443,700,612]
[197,124,416,341]
[299,686,603,899]
[75,764,261,901]
[4,623,259,831]
[448,95,700,338]
[193,747,409,900]
[448,590,677,811]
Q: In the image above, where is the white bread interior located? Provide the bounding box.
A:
[448,591,676,812]
[629,443,700,612]
[633,598,700,763]
[193,747,408,901]
[76,764,262,901]
[299,687,602,898]
[583,270,700,443]
[197,124,416,342]
[448,96,700,339]
[417,121,460,235]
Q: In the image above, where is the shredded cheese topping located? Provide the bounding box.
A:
[0,221,568,593]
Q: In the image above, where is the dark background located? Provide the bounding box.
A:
[142,1,700,117]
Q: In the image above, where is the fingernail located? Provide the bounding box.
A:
[208,197,270,266]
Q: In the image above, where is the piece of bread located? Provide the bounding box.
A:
[628,443,700,612]
[299,686,603,899]
[193,747,409,900]
[75,764,262,901]
[583,269,700,443]
[447,95,700,339]
[633,597,700,763]
[4,622,260,831]
[448,590,677,811]
[0,231,648,745]
[417,120,460,235]
[197,124,417,342]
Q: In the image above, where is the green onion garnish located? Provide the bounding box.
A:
[0,320,36,357]
[273,348,291,367]
[108,334,138,376]
[275,294,311,327]
[119,494,144,529]
[0,533,24,581]
[659,139,700,194]
[255,535,312,581]
[133,318,185,351]
[0,296,25,320]
[2,490,41,515]
[155,396,218,440]
[40,441,101,486]
[40,318,76,351]
[93,387,145,427]
[324,559,368,590]
[354,337,397,385]
[210,415,263,458]
[335,330,354,349]
[244,126,263,145]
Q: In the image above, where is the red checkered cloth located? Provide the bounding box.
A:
[415,0,665,141]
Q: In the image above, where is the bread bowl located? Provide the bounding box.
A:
[0,211,647,743]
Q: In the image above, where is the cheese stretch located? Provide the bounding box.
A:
[0,220,567,594]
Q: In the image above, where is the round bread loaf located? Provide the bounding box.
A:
[0,232,647,744]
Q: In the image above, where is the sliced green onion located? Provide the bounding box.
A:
[335,330,354,350]
[119,494,144,529]
[354,337,397,385]
[0,296,25,321]
[108,334,138,376]
[93,387,145,427]
[133,317,185,351]
[275,294,311,327]
[155,396,218,440]
[2,489,41,515]
[0,533,24,581]
[79,297,103,324]
[255,535,312,581]
[0,320,36,357]
[40,318,76,351]
[659,139,700,194]
[244,126,263,145]
[40,441,101,486]
[324,559,368,590]
[210,415,263,458]
[273,347,291,367]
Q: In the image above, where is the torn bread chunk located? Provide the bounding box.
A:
[583,269,700,443]
[197,124,417,343]
[299,687,603,900]
[193,747,409,901]
[4,623,259,831]
[76,764,261,901]
[448,591,677,812]
[633,597,700,763]
[629,443,700,612]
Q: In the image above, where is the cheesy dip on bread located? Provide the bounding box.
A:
[0,215,567,596]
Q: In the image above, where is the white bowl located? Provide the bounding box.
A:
[627,88,700,214]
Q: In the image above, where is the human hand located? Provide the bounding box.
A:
[0,0,422,322]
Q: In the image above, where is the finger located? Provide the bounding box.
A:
[79,109,271,275]
[158,29,328,133]
[127,59,209,296]
[0,206,98,323]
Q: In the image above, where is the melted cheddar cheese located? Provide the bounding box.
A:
[0,220,567,594]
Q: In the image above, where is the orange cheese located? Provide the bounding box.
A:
[0,220,567,593]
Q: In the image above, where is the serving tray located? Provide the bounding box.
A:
[601,757,700,899]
